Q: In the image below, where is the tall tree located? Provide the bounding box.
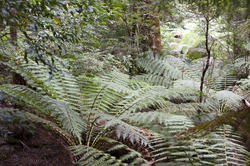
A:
[132,0,162,55]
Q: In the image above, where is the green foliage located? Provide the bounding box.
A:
[101,137,147,165]
[0,1,249,165]
[69,145,126,166]
[0,84,85,144]
[1,51,249,165]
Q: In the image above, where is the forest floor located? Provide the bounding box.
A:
[0,123,73,166]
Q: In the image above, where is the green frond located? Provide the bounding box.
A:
[49,99,86,142]
[208,74,238,91]
[80,72,191,115]
[155,102,198,115]
[0,84,86,143]
[2,56,82,111]
[192,125,250,165]
[172,80,200,92]
[135,74,173,88]
[97,71,132,93]
[121,111,194,135]
[69,145,127,166]
[100,137,147,165]
[149,135,200,165]
[128,79,151,90]
[79,76,126,114]
[114,86,170,114]
[177,108,249,138]
[0,84,53,114]
[208,90,243,110]
[136,53,182,82]
[99,113,149,146]
[135,53,204,86]
[165,55,202,81]
[150,125,250,165]
[237,76,250,92]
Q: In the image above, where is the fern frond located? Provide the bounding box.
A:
[192,125,250,165]
[99,113,150,146]
[69,145,127,166]
[135,74,173,88]
[208,74,238,91]
[100,137,147,165]
[79,76,126,114]
[150,125,250,165]
[177,108,249,139]
[237,76,250,92]
[136,53,204,87]
[121,112,194,135]
[136,53,182,81]
[80,72,187,115]
[97,71,132,93]
[149,135,199,165]
[0,84,86,142]
[2,56,82,111]
[155,102,198,115]
[114,86,170,114]
[165,55,202,81]
[208,90,243,110]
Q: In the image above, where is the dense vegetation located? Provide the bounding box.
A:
[0,0,249,165]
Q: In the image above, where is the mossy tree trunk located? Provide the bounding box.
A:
[133,0,162,55]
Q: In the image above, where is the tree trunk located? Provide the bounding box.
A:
[10,25,17,45]
[199,16,211,103]
[10,7,17,46]
[149,8,162,55]
[133,0,162,55]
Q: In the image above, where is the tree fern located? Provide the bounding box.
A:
[192,125,250,165]
[135,53,182,86]
[87,112,149,147]
[100,137,147,165]
[121,111,194,135]
[0,51,249,165]
[148,124,250,165]
[69,145,127,166]
[0,84,86,143]
[1,55,82,112]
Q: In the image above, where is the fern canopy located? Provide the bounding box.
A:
[0,50,249,166]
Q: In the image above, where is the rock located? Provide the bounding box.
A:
[187,47,207,60]
[174,33,182,38]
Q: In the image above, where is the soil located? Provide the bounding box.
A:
[0,126,73,166]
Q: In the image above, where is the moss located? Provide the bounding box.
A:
[187,48,207,60]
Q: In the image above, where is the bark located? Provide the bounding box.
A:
[149,9,162,55]
[10,25,17,45]
[133,0,162,55]
[10,7,17,46]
